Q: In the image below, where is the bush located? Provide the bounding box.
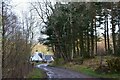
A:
[72,57,83,65]
[116,48,120,56]
[95,65,109,73]
[106,57,120,72]
[53,58,65,65]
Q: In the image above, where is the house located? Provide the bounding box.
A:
[30,43,54,63]
[30,52,54,63]
[30,52,43,62]
[43,55,54,63]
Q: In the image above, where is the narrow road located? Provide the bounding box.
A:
[36,64,103,79]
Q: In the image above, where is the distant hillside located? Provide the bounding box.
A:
[31,43,53,55]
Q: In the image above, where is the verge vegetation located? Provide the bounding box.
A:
[52,56,120,78]
[27,68,46,78]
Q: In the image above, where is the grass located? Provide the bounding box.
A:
[52,56,120,78]
[27,68,46,78]
[63,63,120,78]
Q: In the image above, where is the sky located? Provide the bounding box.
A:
[11,0,29,14]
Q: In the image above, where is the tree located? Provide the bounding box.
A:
[32,2,120,64]
[2,1,33,78]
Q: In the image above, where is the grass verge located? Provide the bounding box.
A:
[27,68,47,78]
[63,63,120,78]
[52,56,120,78]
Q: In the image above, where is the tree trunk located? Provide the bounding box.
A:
[106,14,110,54]
[95,18,97,55]
[2,2,5,78]
[111,3,116,55]
[104,17,107,55]
[90,19,94,57]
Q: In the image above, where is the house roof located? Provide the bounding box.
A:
[44,55,54,61]
[38,53,43,58]
[31,53,43,61]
